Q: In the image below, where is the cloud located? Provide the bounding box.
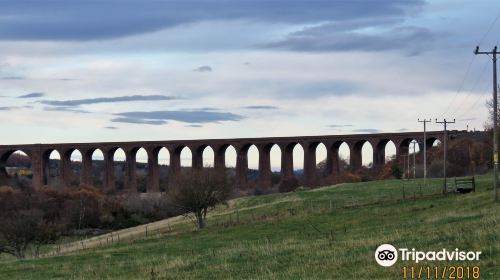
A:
[328,124,353,128]
[18,92,45,98]
[194,66,212,72]
[186,124,203,128]
[351,128,381,133]
[1,76,25,80]
[110,117,167,125]
[104,126,118,130]
[0,1,425,41]
[40,94,178,107]
[242,105,278,110]
[196,107,219,111]
[263,23,434,54]
[113,109,244,124]
[397,128,409,132]
[1,76,72,81]
[0,105,32,111]
[43,107,91,113]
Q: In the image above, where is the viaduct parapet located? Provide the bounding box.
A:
[0,130,486,191]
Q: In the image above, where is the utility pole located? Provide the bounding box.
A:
[436,118,456,194]
[474,46,499,202]
[418,119,432,185]
[407,152,410,181]
[402,154,407,180]
[411,140,417,179]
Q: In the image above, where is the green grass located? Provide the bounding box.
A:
[0,176,498,279]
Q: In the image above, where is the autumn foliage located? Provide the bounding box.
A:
[0,184,172,259]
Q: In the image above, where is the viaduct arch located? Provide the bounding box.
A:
[0,130,485,191]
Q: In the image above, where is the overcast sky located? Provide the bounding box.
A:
[0,0,498,167]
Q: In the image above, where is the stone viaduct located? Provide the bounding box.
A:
[0,130,485,191]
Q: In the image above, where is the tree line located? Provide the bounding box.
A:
[0,169,232,259]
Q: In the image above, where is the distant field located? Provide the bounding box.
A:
[0,176,498,279]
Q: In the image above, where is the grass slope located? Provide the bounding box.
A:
[0,176,498,279]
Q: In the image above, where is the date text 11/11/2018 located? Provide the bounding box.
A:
[402,264,480,279]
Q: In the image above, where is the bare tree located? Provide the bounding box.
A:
[168,170,232,229]
[485,90,500,130]
[0,209,59,259]
[0,188,62,259]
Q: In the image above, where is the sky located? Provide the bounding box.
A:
[0,0,499,168]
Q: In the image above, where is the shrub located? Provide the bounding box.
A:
[167,169,231,229]
[278,178,300,193]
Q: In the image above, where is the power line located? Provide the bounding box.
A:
[450,61,490,117]
[478,10,500,46]
[454,35,500,123]
[456,82,491,120]
[440,10,500,118]
[446,46,499,121]
[440,55,476,118]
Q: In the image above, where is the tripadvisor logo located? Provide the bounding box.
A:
[375,244,398,267]
[375,244,482,267]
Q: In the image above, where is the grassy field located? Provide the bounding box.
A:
[0,176,498,279]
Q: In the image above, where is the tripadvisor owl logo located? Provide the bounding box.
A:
[374,244,482,267]
[375,244,398,267]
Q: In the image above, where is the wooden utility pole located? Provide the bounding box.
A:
[436,119,456,194]
[407,153,410,180]
[474,46,499,202]
[411,140,417,179]
[402,154,407,180]
[418,119,432,185]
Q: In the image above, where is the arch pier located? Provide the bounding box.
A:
[0,130,480,191]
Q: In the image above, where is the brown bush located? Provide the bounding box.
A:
[278,177,300,192]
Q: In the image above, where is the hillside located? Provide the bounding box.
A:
[0,176,498,279]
